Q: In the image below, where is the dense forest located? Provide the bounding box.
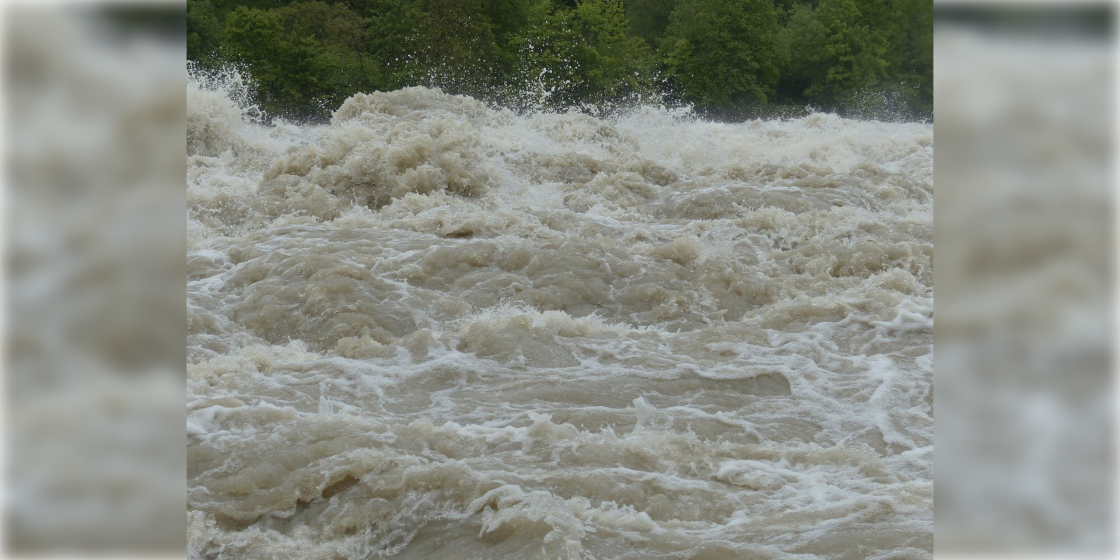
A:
[188,0,932,121]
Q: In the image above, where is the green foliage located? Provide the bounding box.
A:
[409,0,503,94]
[569,0,657,103]
[886,0,933,114]
[187,0,224,64]
[661,0,781,112]
[508,0,654,109]
[512,3,590,107]
[775,0,933,117]
[276,2,379,93]
[223,5,341,117]
[812,0,892,102]
[777,2,827,103]
[623,0,678,48]
[187,0,933,121]
[354,0,422,91]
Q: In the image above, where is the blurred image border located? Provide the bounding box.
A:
[934,0,1120,558]
[0,0,184,558]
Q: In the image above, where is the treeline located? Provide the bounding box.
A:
[188,0,931,121]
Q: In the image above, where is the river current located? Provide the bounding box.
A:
[186,75,933,559]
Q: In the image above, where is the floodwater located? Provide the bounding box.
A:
[187,75,933,559]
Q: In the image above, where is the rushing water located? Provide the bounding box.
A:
[187,76,933,559]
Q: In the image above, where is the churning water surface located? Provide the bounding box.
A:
[186,74,933,559]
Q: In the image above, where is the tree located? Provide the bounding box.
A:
[512,0,654,110]
[808,0,893,103]
[510,0,586,108]
[223,6,339,118]
[186,0,932,120]
[623,0,678,49]
[661,0,781,112]
[187,0,224,64]
[275,2,379,95]
[572,0,656,101]
[353,0,422,91]
[776,1,827,104]
[886,0,932,115]
[776,0,931,118]
[410,0,504,95]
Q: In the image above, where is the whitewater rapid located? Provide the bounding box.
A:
[187,77,933,559]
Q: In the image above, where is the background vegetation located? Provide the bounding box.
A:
[188,0,931,121]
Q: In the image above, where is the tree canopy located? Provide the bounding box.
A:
[188,0,932,121]
[661,0,781,111]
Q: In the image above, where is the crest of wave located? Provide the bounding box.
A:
[187,62,262,156]
[258,87,502,217]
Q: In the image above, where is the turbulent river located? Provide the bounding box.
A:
[187,76,933,559]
